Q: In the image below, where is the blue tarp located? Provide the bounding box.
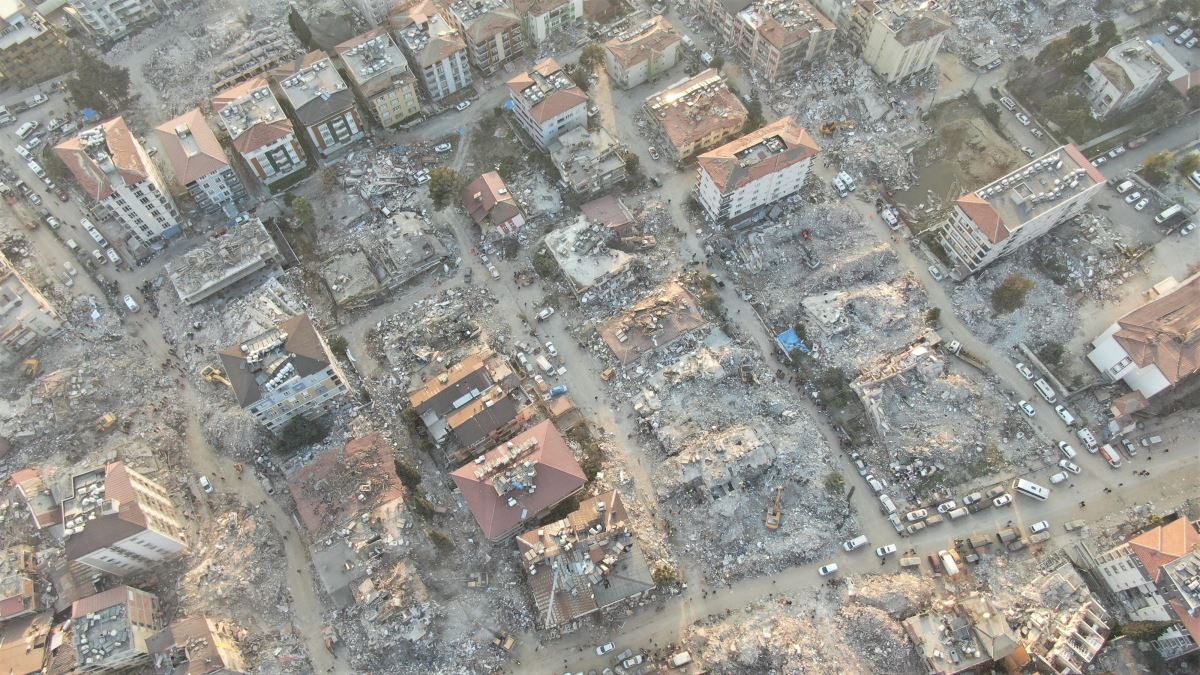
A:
[776,327,810,354]
[81,108,100,122]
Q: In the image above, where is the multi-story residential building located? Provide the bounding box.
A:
[462,171,526,239]
[166,214,284,306]
[513,0,582,45]
[443,0,526,76]
[1088,518,1200,661]
[604,16,682,89]
[694,116,819,225]
[54,117,183,249]
[61,462,187,577]
[1021,563,1111,675]
[0,250,61,362]
[506,58,588,149]
[1087,271,1200,399]
[153,109,246,215]
[644,69,749,162]
[391,0,473,101]
[65,0,176,44]
[147,616,248,675]
[353,0,394,25]
[905,595,1021,674]
[548,125,627,197]
[1083,38,1167,117]
[274,51,365,157]
[937,145,1105,279]
[336,28,421,128]
[690,0,834,80]
[218,314,350,431]
[0,545,39,622]
[0,1,70,88]
[71,586,162,673]
[814,0,949,83]
[213,76,309,189]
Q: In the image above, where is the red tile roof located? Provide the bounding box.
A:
[451,420,586,541]
[287,433,405,536]
[212,76,296,154]
[53,117,151,202]
[154,109,229,186]
[956,193,1009,244]
[1112,271,1200,387]
[696,116,819,194]
[461,171,523,230]
[1127,518,1200,583]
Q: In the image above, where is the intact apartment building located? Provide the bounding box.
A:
[462,171,526,239]
[604,16,682,89]
[213,76,309,189]
[937,145,1105,279]
[336,28,422,128]
[814,0,950,83]
[274,51,365,157]
[61,462,187,577]
[695,116,820,225]
[66,0,179,44]
[1083,38,1167,117]
[1087,517,1200,661]
[407,347,520,452]
[689,0,834,80]
[393,0,473,101]
[443,0,526,76]
[354,0,394,25]
[218,314,350,431]
[55,117,183,249]
[513,0,582,45]
[1087,271,1200,399]
[644,69,749,162]
[154,109,246,215]
[71,586,162,673]
[506,58,588,149]
[0,1,70,87]
[1,250,61,362]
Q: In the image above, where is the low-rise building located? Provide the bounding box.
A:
[1083,38,1167,117]
[0,612,52,675]
[147,616,248,675]
[1,251,61,362]
[213,77,309,189]
[517,491,654,628]
[55,117,183,250]
[694,116,819,225]
[71,586,162,673]
[451,420,586,541]
[603,16,681,89]
[691,0,834,80]
[513,0,582,45]
[336,28,422,128]
[154,109,246,215]
[937,145,1105,279]
[1088,518,1200,660]
[644,69,749,163]
[506,58,588,149]
[1087,271,1200,400]
[0,1,70,88]
[274,51,366,157]
[443,0,526,76]
[547,125,627,197]
[61,462,188,577]
[580,193,635,236]
[166,215,284,306]
[0,545,39,622]
[218,314,349,431]
[461,171,526,239]
[392,1,473,101]
[904,595,1021,674]
[287,433,406,540]
[9,467,62,530]
[354,0,394,26]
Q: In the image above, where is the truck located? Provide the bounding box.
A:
[938,549,961,576]
[945,340,987,369]
[22,93,48,109]
[535,355,553,373]
[670,651,692,667]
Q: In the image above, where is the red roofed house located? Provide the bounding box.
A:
[695,116,819,225]
[1092,518,1200,660]
[53,117,182,250]
[154,108,247,215]
[213,76,309,189]
[461,172,525,239]
[505,58,589,149]
[938,144,1105,279]
[1088,271,1200,399]
[0,545,39,622]
[451,420,586,541]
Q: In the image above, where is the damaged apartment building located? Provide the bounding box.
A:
[603,16,681,89]
[0,251,62,363]
[213,77,310,189]
[273,51,366,157]
[513,0,582,45]
[166,214,284,306]
[547,125,627,198]
[644,69,749,163]
[812,0,951,83]
[517,490,654,629]
[689,0,835,80]
[391,0,473,101]
[321,210,449,309]
[600,281,708,366]
[544,212,636,299]
[70,585,162,672]
[147,615,248,675]
[218,314,350,431]
[462,172,526,240]
[407,348,522,459]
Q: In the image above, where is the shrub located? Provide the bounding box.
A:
[651,561,678,586]
[824,472,845,494]
[326,334,348,359]
[394,459,422,489]
[991,274,1035,313]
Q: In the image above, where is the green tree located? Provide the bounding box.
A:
[1178,152,1200,176]
[394,459,422,489]
[1038,342,1065,367]
[710,55,724,70]
[1188,86,1200,111]
[320,166,338,191]
[40,146,71,183]
[325,334,348,359]
[982,102,1002,129]
[287,6,314,49]
[743,98,765,133]
[651,561,679,586]
[1068,24,1092,45]
[1142,151,1174,185]
[1096,19,1119,45]
[925,307,941,326]
[428,167,459,209]
[991,274,1035,313]
[65,47,133,115]
[624,153,640,176]
[274,416,329,453]
[1112,620,1178,642]
[824,472,845,494]
[566,64,590,92]
[579,43,605,70]
[289,196,316,227]
[410,493,436,518]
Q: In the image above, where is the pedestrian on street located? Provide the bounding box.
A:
[1119,483,1123,487]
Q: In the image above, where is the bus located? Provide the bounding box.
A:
[1012,478,1050,501]
[1155,204,1183,224]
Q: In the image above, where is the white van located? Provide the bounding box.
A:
[879,494,897,515]
[1115,180,1135,194]
[1098,444,1122,468]
[15,120,38,139]
[1059,442,1077,460]
[1034,378,1057,403]
[1012,478,1050,501]
[1155,204,1183,224]
[1054,405,1076,426]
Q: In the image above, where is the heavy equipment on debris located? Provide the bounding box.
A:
[764,485,784,529]
[20,358,40,378]
[95,413,116,433]
[200,365,231,387]
[819,120,855,136]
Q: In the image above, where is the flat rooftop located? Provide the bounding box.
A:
[395,12,464,68]
[448,0,512,26]
[166,215,281,305]
[337,28,413,98]
[645,69,748,153]
[737,0,834,48]
[277,52,352,114]
[605,16,680,68]
[213,77,291,147]
[867,0,951,42]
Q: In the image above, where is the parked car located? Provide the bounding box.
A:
[1120,438,1138,456]
[1059,459,1081,474]
[536,307,555,321]
[1180,222,1195,236]
[1029,520,1050,534]
[993,493,1013,507]
[1092,155,1107,165]
[1030,127,1043,139]
[455,100,472,111]
[1018,400,1036,417]
[937,500,957,514]
[999,96,1016,110]
[906,509,928,522]
[1134,198,1149,211]
[1015,362,1034,379]
[818,563,839,576]
[962,492,984,506]
[927,265,943,281]
[876,544,897,557]
[1015,112,1031,125]
[544,340,558,357]
[1109,145,1126,157]
[906,522,926,535]
[647,146,659,160]
[1064,520,1086,532]
[1054,404,1076,426]
[1022,146,1035,157]
[842,535,868,551]
[199,476,214,493]
[1049,471,1068,484]
[1124,191,1142,204]
[596,642,615,656]
[434,142,452,153]
[986,485,1007,500]
[888,513,904,533]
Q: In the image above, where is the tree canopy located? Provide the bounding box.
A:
[428,167,459,209]
[65,48,133,115]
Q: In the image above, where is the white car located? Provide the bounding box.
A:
[544,341,558,357]
[842,535,868,551]
[24,136,41,150]
[1134,198,1149,211]
[434,142,452,153]
[1092,155,1107,165]
[1022,146,1035,157]
[993,493,1013,507]
[888,513,904,533]
[1049,471,1068,484]
[199,476,214,493]
[486,262,499,280]
[906,509,928,522]
[876,544,897,557]
[1030,128,1043,139]
[536,307,555,321]
[1059,459,1081,475]
[818,563,839,576]
[1015,112,1031,125]
[1124,191,1142,204]
[1109,145,1125,157]
[455,100,472,111]
[595,642,615,656]
[1019,400,1036,417]
[1180,222,1195,236]
[927,265,943,281]
[648,146,660,160]
[936,500,957,514]
[1029,520,1050,534]
[1015,362,1034,380]
[1076,428,1098,450]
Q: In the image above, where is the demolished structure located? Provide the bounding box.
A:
[904,594,1021,674]
[273,51,365,157]
[9,468,61,530]
[505,58,589,149]
[0,251,61,364]
[603,16,681,89]
[644,69,749,163]
[166,215,284,306]
[70,586,162,672]
[287,433,406,541]
[213,77,309,189]
[600,281,707,366]
[547,126,627,198]
[0,545,39,622]
[320,211,449,308]
[146,616,248,675]
[210,27,296,94]
[1016,563,1111,674]
[544,213,636,295]
[153,109,246,216]
[657,424,777,498]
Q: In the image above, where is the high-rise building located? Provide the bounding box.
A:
[812,0,949,83]
[154,109,246,215]
[273,51,365,158]
[54,117,183,249]
[0,1,70,88]
[65,0,180,44]
[443,0,526,76]
[336,28,422,128]
[505,58,588,149]
[391,0,473,101]
[213,76,309,189]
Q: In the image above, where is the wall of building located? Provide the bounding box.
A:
[861,20,944,83]
[0,12,71,87]
[188,166,245,214]
[511,96,587,149]
[696,156,812,223]
[304,108,364,157]
[368,80,421,127]
[103,177,181,248]
[244,134,306,186]
[247,367,348,430]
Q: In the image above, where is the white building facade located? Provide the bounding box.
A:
[506,59,588,149]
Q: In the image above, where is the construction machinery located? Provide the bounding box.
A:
[95,413,116,433]
[200,365,231,387]
[20,358,40,378]
[819,120,855,136]
[764,485,784,530]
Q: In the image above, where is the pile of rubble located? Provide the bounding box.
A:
[944,1,1104,61]
[366,286,505,381]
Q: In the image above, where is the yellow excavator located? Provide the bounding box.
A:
[200,365,231,387]
[764,485,784,530]
[21,358,40,378]
[95,413,116,433]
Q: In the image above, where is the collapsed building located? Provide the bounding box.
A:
[544,213,636,297]
[516,490,654,628]
[903,594,1021,675]
[1015,563,1111,674]
[70,586,163,673]
[0,251,62,364]
[320,211,449,309]
[210,27,297,94]
[689,0,835,80]
[547,126,628,198]
[9,467,62,531]
[656,424,777,498]
[146,616,248,675]
[166,215,284,306]
[600,282,707,366]
[0,545,39,621]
